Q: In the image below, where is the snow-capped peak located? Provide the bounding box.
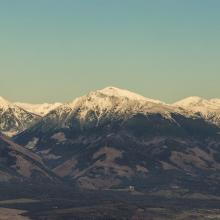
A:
[0,97,40,136]
[173,96,220,109]
[47,86,173,128]
[90,86,162,104]
[66,87,165,112]
[173,96,220,120]
[173,96,205,107]
[98,87,147,100]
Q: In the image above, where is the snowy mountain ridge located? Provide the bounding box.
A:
[52,87,173,126]
[1,88,220,136]
[15,102,62,116]
[173,96,220,125]
[45,89,220,128]
[0,97,40,136]
[0,96,12,110]
[173,96,220,112]
[2,88,220,119]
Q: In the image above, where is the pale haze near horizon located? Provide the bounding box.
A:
[0,0,220,104]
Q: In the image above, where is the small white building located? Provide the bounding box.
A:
[129,185,135,192]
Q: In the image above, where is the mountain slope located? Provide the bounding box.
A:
[15,102,62,116]
[14,87,220,196]
[0,134,58,183]
[28,87,172,132]
[173,96,220,126]
[0,97,40,136]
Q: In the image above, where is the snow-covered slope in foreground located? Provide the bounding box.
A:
[173,96,220,125]
[0,96,40,136]
[15,102,62,116]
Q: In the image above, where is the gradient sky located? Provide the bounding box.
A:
[0,0,220,103]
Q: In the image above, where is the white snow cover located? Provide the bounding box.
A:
[1,87,220,135]
[0,96,11,110]
[97,87,162,103]
[173,96,220,116]
[45,86,173,127]
[173,96,220,126]
[68,87,163,108]
[15,102,62,116]
[7,87,220,124]
[0,97,39,136]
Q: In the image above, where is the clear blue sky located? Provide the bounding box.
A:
[0,0,220,103]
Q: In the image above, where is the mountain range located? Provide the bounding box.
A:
[1,87,220,136]
[1,87,220,197]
